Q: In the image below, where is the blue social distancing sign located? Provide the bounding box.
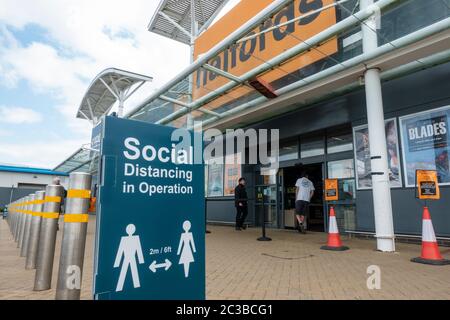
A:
[93,116,205,300]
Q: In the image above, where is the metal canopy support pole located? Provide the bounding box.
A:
[159,11,193,40]
[118,92,125,118]
[361,0,395,252]
[186,0,197,129]
[202,64,242,83]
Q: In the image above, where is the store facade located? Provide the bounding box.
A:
[205,59,450,238]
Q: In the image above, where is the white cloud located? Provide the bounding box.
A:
[0,128,12,137]
[0,139,86,169]
[0,0,239,167]
[0,0,192,166]
[0,0,191,120]
[0,106,43,124]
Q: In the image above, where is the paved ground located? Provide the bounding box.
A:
[1,216,449,300]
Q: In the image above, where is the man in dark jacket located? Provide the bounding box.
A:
[234,178,248,231]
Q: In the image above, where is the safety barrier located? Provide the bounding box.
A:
[3,172,93,300]
[55,172,92,300]
[34,184,64,291]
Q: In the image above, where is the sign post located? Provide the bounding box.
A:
[93,116,205,300]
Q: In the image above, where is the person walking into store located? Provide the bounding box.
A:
[234,178,248,231]
[295,171,315,234]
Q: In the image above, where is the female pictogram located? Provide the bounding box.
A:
[177,220,196,278]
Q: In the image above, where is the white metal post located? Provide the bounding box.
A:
[187,0,197,129]
[118,92,125,118]
[361,0,395,252]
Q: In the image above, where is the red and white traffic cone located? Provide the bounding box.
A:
[411,207,450,265]
[321,206,349,251]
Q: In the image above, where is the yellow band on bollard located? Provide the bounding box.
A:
[64,214,89,223]
[32,212,41,217]
[34,200,45,205]
[67,189,91,199]
[45,196,62,203]
[42,212,60,219]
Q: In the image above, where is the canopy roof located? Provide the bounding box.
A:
[53,148,92,174]
[148,0,230,44]
[76,68,153,122]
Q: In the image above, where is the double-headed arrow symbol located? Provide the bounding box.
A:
[149,259,172,273]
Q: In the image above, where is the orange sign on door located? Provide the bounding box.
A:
[325,179,339,201]
[416,170,440,200]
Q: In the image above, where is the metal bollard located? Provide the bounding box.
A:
[9,201,15,235]
[18,195,31,248]
[12,201,18,237]
[10,201,16,236]
[14,197,25,243]
[12,201,19,236]
[20,194,35,257]
[34,185,64,291]
[56,172,92,300]
[13,200,22,241]
[26,191,46,270]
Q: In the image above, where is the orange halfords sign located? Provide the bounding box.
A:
[193,0,338,110]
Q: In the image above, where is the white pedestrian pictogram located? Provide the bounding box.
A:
[114,224,144,292]
[177,220,196,278]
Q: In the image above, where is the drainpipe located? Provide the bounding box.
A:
[361,0,395,252]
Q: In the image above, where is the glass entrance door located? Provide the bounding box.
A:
[326,159,357,233]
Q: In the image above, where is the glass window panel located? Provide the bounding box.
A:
[279,138,299,162]
[328,159,355,179]
[224,153,242,196]
[207,158,224,197]
[333,204,357,232]
[301,136,325,158]
[339,179,356,200]
[327,128,353,154]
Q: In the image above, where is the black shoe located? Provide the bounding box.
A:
[235,227,242,231]
[242,225,247,230]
